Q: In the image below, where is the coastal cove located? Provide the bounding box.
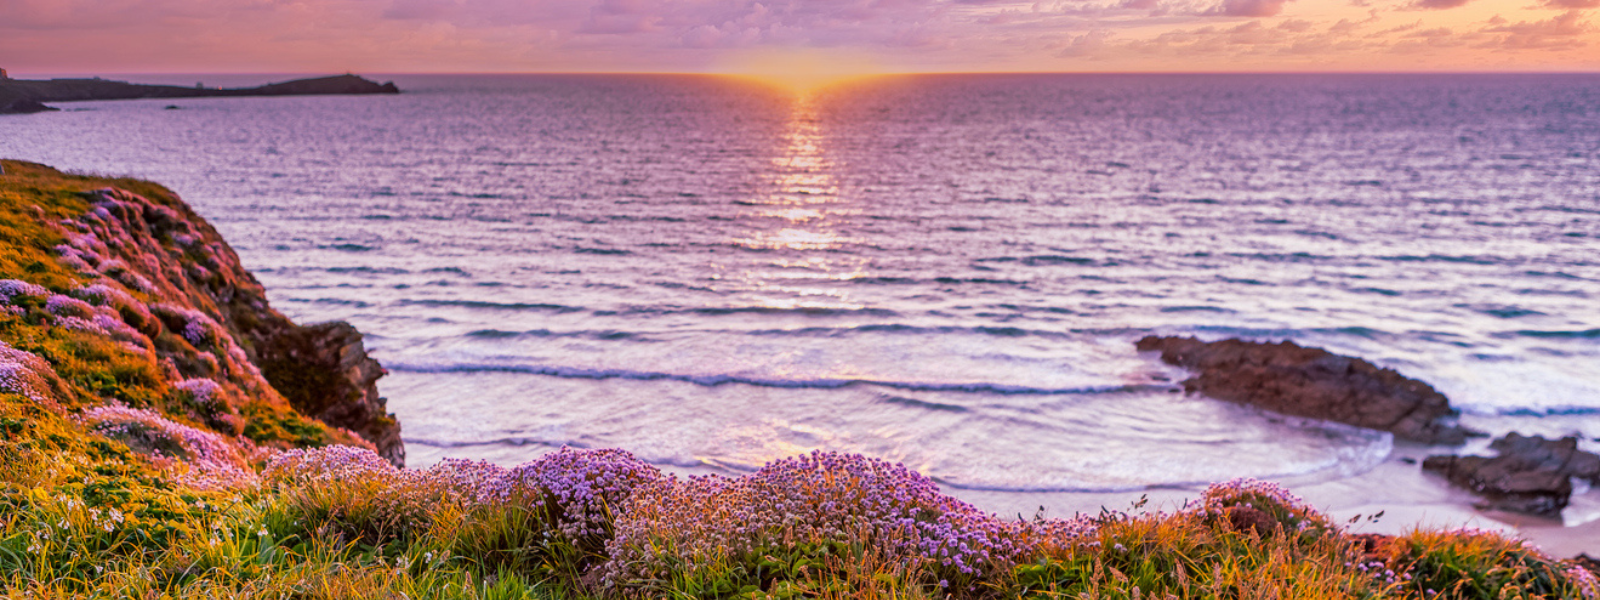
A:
[0,159,1597,598]
[1,73,1598,562]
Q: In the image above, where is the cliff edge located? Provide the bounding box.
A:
[0,159,402,466]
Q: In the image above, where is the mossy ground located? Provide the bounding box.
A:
[1,160,1596,599]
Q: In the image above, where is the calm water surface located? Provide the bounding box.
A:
[3,73,1598,515]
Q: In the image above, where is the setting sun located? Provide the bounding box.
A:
[716,49,890,92]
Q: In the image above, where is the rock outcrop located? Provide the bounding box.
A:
[258,322,403,466]
[1422,433,1600,518]
[1135,336,1472,444]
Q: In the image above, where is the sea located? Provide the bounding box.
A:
[3,73,1598,541]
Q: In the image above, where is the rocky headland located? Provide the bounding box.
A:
[0,74,399,114]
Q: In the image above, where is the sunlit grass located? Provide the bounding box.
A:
[5,442,1598,598]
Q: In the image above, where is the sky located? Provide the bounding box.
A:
[0,0,1596,76]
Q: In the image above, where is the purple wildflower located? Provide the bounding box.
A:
[81,404,256,490]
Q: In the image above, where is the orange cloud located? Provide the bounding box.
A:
[0,0,1596,75]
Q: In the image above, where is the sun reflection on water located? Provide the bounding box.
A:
[728,93,869,312]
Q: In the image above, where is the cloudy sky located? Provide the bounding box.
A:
[1,0,1596,75]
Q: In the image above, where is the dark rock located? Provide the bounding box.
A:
[257,322,404,467]
[1135,336,1471,444]
[0,97,56,114]
[1423,433,1600,518]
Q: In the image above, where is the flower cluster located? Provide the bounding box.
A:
[608,451,1040,587]
[0,278,48,304]
[1568,565,1600,599]
[150,303,225,349]
[81,404,256,490]
[173,378,221,406]
[490,447,662,545]
[75,282,155,329]
[1352,558,1411,586]
[1184,477,1330,535]
[45,294,96,318]
[424,458,509,505]
[265,444,399,484]
[0,342,60,409]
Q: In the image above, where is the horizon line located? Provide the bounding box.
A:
[10,69,1600,78]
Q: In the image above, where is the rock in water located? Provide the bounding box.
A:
[1423,433,1600,518]
[0,97,56,114]
[1134,336,1471,444]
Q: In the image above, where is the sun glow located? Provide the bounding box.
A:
[717,49,889,93]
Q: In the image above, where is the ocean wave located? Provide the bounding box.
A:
[400,299,585,312]
[1513,328,1600,339]
[1378,254,1501,265]
[451,323,1080,342]
[464,328,647,341]
[845,276,1030,286]
[325,243,377,252]
[1185,325,1390,340]
[660,306,903,318]
[1491,406,1600,417]
[325,266,410,274]
[1159,305,1235,313]
[1456,304,1543,319]
[743,324,1072,339]
[384,361,1170,395]
[877,394,969,412]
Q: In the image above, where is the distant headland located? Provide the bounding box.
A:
[0,72,399,114]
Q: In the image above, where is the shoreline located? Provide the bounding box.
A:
[946,445,1600,559]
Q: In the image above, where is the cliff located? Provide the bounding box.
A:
[0,74,399,114]
[0,159,402,465]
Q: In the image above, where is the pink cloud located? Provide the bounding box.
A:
[1482,10,1591,49]
[1410,0,1471,10]
[1208,0,1294,17]
[1057,29,1114,57]
[0,0,1595,74]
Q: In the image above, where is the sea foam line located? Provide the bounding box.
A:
[384,361,1169,395]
